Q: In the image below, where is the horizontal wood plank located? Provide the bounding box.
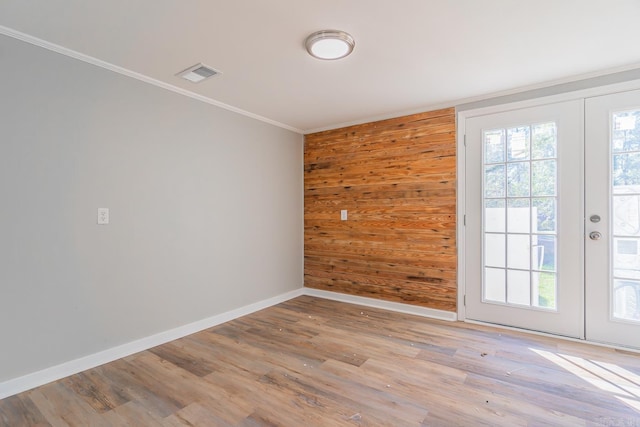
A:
[304,108,457,311]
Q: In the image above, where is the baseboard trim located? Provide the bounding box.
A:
[302,288,457,322]
[0,288,305,400]
[0,287,457,400]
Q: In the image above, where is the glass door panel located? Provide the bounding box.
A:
[482,123,558,310]
[612,110,640,322]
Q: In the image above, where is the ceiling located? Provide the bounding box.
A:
[1,0,640,133]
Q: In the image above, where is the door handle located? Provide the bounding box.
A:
[589,231,602,241]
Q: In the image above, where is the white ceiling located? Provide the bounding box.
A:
[1,0,640,133]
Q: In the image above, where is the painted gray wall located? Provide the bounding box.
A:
[0,35,303,382]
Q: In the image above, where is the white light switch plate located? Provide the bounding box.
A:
[97,208,109,225]
[340,210,348,221]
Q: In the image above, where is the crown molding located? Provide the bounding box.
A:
[0,25,303,134]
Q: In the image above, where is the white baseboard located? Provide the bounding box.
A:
[302,288,457,322]
[0,287,456,400]
[0,288,304,400]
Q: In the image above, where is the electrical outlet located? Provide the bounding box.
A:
[97,208,109,225]
[340,210,348,221]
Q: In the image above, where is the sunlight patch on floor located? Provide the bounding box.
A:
[530,348,640,413]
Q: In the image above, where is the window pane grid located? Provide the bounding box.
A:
[483,123,558,310]
[611,110,640,322]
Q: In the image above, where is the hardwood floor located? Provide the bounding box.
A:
[1,296,640,426]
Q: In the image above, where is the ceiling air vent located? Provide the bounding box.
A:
[176,63,221,83]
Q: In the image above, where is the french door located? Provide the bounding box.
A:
[465,90,640,348]
[585,90,640,348]
[465,100,584,338]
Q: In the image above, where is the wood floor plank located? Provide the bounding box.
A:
[60,369,130,414]
[101,400,168,426]
[28,383,108,427]
[1,296,640,426]
[97,358,184,419]
[163,402,236,427]
[0,395,49,427]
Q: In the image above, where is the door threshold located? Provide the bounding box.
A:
[464,319,640,354]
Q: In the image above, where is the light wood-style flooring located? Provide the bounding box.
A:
[1,296,640,426]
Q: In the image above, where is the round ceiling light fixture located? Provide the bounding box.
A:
[305,30,355,60]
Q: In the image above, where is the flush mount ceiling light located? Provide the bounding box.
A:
[176,63,221,83]
[305,30,355,60]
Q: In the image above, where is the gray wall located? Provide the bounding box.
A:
[0,35,303,382]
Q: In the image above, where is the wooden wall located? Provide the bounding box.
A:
[304,108,457,312]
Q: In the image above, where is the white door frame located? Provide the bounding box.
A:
[457,78,640,326]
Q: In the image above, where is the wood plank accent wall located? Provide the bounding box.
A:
[304,108,457,312]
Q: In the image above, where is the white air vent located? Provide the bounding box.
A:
[176,63,221,83]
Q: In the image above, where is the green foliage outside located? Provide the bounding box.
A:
[537,272,556,309]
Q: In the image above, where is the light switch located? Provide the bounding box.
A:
[340,210,348,221]
[97,208,109,225]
